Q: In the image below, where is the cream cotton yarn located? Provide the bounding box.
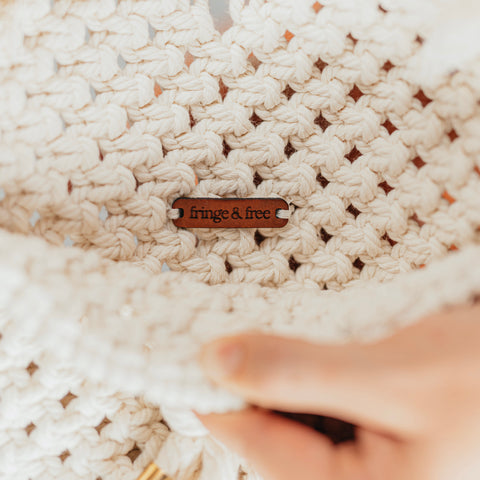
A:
[1,0,480,479]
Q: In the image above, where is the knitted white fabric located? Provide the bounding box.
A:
[1,0,480,479]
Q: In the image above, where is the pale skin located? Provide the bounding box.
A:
[196,301,480,480]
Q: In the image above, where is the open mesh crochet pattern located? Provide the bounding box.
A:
[1,0,480,479]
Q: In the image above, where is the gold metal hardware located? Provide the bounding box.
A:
[136,462,172,480]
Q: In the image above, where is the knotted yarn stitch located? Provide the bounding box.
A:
[1,0,480,479]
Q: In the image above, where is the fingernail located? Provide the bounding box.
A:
[200,338,246,381]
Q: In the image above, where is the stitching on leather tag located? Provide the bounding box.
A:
[171,197,290,228]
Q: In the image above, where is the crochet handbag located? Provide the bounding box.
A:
[1,0,480,479]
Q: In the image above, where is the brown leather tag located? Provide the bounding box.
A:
[172,197,289,228]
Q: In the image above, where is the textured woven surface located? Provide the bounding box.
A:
[2,0,480,286]
[1,0,480,479]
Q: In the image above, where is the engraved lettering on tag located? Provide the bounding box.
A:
[172,197,289,228]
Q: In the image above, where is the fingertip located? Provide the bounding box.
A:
[193,410,221,427]
[194,409,255,459]
[192,409,204,421]
[198,336,247,383]
[194,407,344,480]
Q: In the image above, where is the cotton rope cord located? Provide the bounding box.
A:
[1,0,480,479]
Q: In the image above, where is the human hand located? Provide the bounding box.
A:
[196,302,480,480]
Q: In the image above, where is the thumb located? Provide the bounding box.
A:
[198,332,422,436]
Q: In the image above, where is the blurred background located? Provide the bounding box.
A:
[210,0,232,32]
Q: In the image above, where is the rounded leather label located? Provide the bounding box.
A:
[172,197,290,228]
